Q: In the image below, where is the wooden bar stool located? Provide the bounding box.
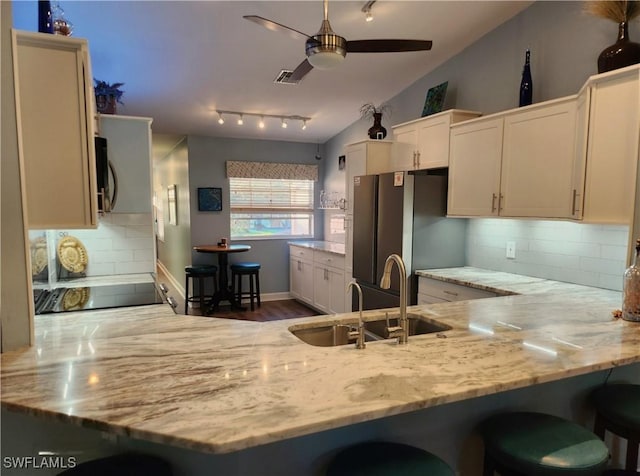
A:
[230,262,261,311]
[326,441,454,476]
[184,265,218,315]
[479,412,609,476]
[591,383,640,473]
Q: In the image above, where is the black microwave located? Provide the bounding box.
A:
[95,136,116,212]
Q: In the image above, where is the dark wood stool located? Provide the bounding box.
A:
[230,262,261,311]
[479,411,609,476]
[592,383,640,473]
[184,265,218,315]
[326,441,454,476]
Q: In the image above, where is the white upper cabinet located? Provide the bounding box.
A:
[582,67,640,224]
[448,117,504,216]
[392,110,481,171]
[500,98,580,218]
[12,31,97,229]
[449,97,583,219]
[344,140,392,215]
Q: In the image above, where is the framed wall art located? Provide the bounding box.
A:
[198,187,222,212]
[421,81,448,117]
[338,155,346,171]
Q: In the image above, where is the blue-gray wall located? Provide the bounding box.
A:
[187,136,324,294]
[323,1,623,195]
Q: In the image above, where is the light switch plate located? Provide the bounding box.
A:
[506,241,516,259]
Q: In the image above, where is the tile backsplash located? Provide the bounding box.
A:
[30,213,155,285]
[466,219,629,291]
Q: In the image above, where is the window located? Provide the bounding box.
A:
[229,177,314,239]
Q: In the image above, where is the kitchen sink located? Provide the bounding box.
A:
[364,313,452,338]
[289,314,451,347]
[290,324,380,347]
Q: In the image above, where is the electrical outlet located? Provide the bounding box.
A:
[506,241,516,259]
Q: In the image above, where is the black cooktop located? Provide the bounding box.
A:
[34,282,165,315]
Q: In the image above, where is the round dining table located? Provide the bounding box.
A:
[193,244,251,313]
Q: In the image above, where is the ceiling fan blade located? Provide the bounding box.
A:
[289,59,314,82]
[346,39,433,53]
[243,15,313,41]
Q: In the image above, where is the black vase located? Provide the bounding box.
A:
[598,21,640,73]
[367,112,387,140]
[38,0,53,34]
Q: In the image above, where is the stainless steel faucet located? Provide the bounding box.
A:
[347,281,365,349]
[380,254,408,345]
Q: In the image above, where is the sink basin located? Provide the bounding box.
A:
[364,313,452,338]
[289,314,451,346]
[290,324,379,347]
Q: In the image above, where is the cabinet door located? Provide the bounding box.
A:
[328,267,346,314]
[448,118,504,216]
[391,124,417,171]
[415,115,451,169]
[313,265,331,313]
[290,256,313,305]
[501,99,578,218]
[13,31,97,229]
[583,73,640,224]
[99,115,153,213]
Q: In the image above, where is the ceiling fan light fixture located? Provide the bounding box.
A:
[307,50,345,69]
[306,32,347,70]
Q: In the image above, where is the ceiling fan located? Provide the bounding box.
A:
[243,0,433,82]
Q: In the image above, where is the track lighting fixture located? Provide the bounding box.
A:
[215,110,310,131]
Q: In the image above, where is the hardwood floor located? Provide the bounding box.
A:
[156,265,318,322]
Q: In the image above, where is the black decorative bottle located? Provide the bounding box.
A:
[38,0,53,34]
[519,49,532,107]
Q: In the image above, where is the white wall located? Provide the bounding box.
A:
[467,219,628,291]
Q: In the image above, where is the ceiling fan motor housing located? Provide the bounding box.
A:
[305,19,347,69]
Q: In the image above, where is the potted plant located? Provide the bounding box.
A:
[94,79,125,114]
[360,103,392,139]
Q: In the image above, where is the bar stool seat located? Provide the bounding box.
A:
[592,383,640,472]
[479,412,609,476]
[326,441,454,476]
[230,262,261,311]
[184,265,218,315]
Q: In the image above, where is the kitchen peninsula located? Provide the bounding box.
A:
[2,270,639,475]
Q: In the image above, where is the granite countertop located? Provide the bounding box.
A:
[288,240,345,256]
[415,266,589,295]
[2,269,639,455]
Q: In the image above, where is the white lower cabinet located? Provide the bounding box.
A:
[289,247,313,306]
[289,245,346,314]
[418,276,497,305]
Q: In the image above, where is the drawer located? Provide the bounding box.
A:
[418,276,497,302]
[290,245,311,260]
[314,250,345,270]
[417,293,448,305]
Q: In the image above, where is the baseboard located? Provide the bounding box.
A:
[156,260,185,299]
[261,292,293,302]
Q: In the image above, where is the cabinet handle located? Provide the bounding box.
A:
[443,290,459,296]
[499,194,504,211]
[491,193,497,213]
[297,260,301,271]
[571,189,580,214]
[324,269,328,280]
[416,151,420,167]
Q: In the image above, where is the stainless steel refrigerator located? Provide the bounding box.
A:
[352,171,466,310]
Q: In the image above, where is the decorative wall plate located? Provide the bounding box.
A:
[30,237,48,275]
[62,287,90,311]
[57,236,88,273]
